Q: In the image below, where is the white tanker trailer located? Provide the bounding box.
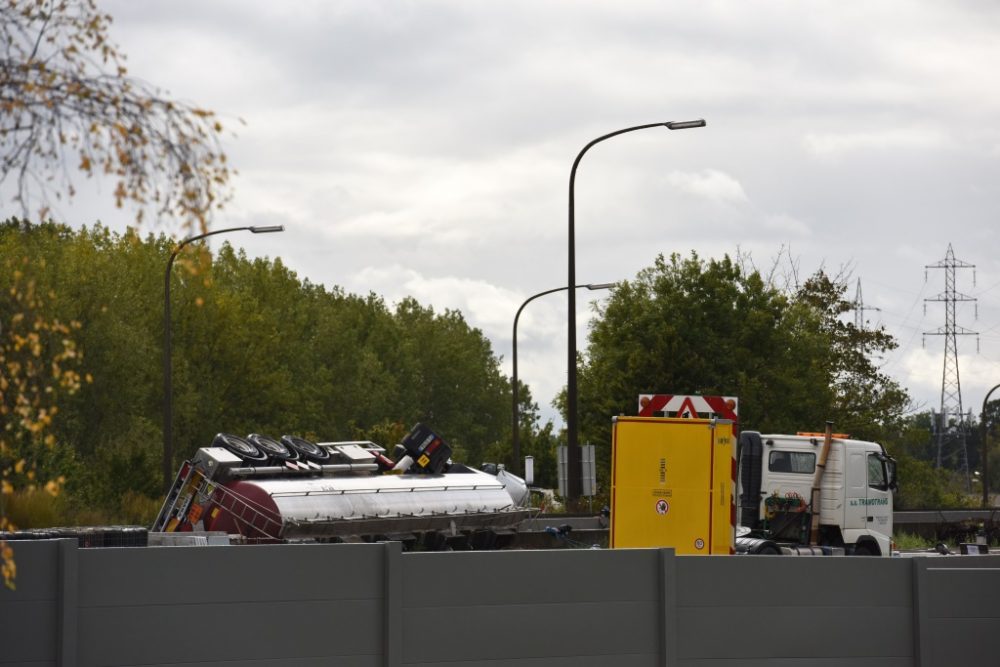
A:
[152,424,534,548]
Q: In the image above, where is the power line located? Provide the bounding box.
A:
[877,277,928,373]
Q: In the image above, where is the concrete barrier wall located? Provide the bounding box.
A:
[1,540,997,666]
[675,556,916,667]
[0,540,63,666]
[400,548,664,666]
[914,558,1000,667]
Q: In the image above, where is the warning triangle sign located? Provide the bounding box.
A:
[676,396,699,419]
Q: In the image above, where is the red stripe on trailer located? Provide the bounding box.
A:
[708,425,716,553]
[703,395,739,423]
[638,394,738,422]
[638,394,672,417]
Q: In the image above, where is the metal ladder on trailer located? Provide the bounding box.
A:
[208,482,283,540]
[153,464,283,540]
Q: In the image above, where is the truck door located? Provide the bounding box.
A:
[844,449,867,531]
[865,452,892,537]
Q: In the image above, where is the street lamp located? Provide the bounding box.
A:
[162,225,284,492]
[566,119,705,500]
[512,282,614,475]
[981,383,1000,508]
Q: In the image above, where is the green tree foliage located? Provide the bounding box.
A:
[1,0,235,588]
[893,453,970,509]
[391,298,510,463]
[982,398,1000,500]
[0,226,84,587]
[0,220,527,522]
[576,252,911,489]
[879,412,974,509]
[485,380,559,487]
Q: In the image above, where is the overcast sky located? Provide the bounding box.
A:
[72,0,1000,427]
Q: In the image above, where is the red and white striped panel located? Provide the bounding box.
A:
[637,394,738,422]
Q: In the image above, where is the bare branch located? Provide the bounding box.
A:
[0,0,233,233]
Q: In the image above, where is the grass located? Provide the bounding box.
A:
[2,488,161,530]
[893,531,937,551]
[894,530,999,551]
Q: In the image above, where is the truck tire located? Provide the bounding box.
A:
[280,435,331,463]
[853,540,879,557]
[247,433,296,462]
[754,541,781,555]
[213,433,268,464]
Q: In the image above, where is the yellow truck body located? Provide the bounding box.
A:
[610,416,735,554]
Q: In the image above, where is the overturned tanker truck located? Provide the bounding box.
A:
[152,423,534,549]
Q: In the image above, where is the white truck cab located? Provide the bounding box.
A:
[737,431,897,556]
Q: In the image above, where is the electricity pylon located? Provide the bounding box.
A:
[923,244,978,487]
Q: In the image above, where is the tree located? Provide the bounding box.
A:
[0,222,536,528]
[982,399,1000,497]
[575,252,910,490]
[482,380,554,477]
[871,411,972,509]
[793,272,910,440]
[506,382,559,488]
[1,0,235,587]
[0,245,83,588]
[0,0,233,233]
[391,298,510,464]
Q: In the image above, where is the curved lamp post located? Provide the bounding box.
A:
[162,225,284,492]
[566,119,706,499]
[982,383,1000,508]
[512,282,614,475]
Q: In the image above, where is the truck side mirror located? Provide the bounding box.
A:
[885,457,898,491]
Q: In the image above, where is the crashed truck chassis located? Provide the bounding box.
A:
[153,427,533,549]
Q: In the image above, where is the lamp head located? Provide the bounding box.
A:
[249,225,285,233]
[585,282,616,290]
[665,119,707,130]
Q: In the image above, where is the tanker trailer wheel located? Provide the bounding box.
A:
[247,433,297,462]
[280,435,331,463]
[213,433,269,464]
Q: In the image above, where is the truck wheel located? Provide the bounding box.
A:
[754,542,781,555]
[853,541,879,556]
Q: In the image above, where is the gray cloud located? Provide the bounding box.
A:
[75,0,1000,423]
